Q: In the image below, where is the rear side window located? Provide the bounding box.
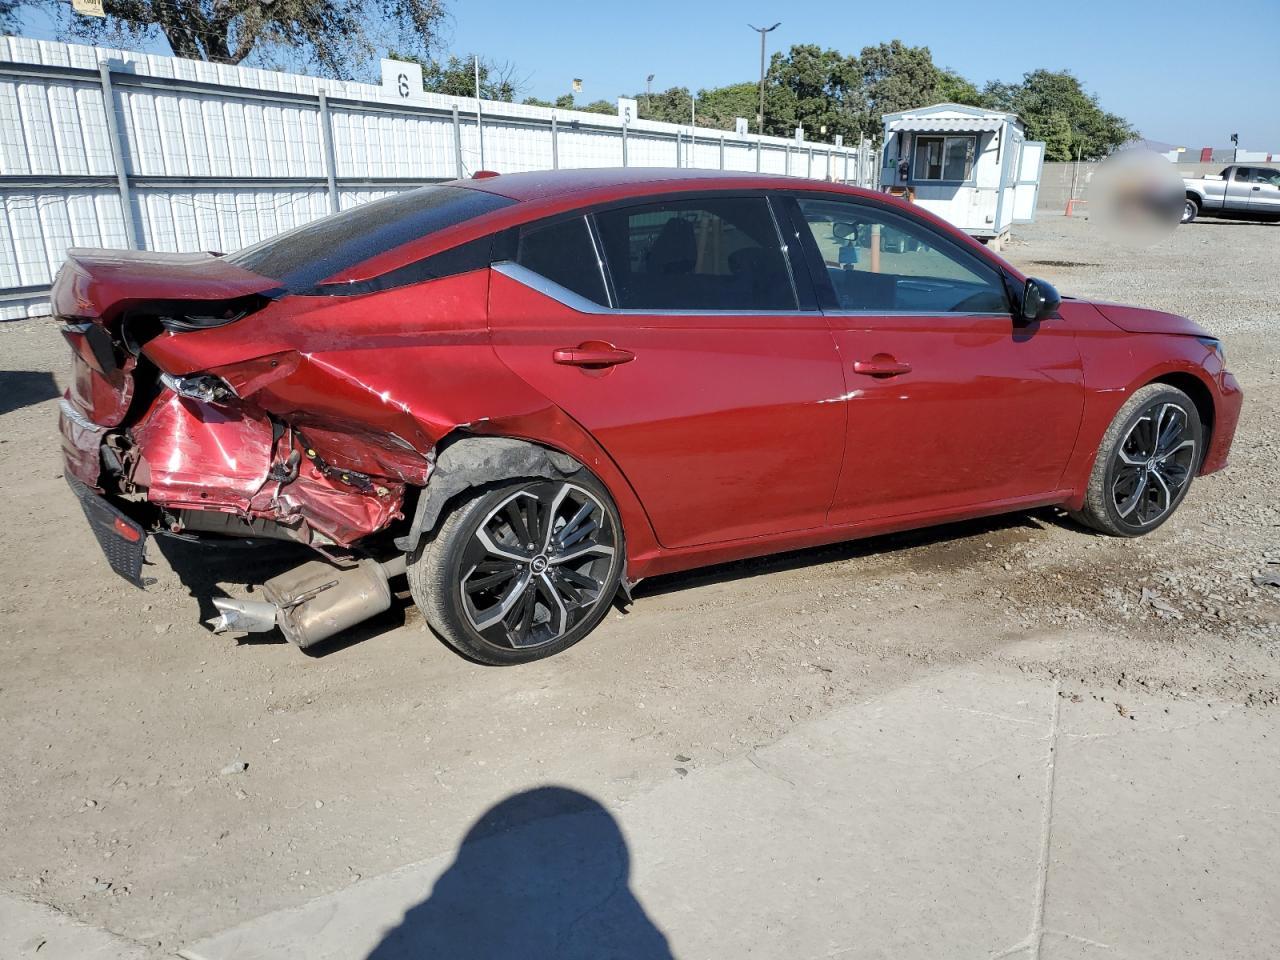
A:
[593,197,796,311]
[515,217,608,305]
[224,186,514,290]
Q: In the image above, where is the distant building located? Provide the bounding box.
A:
[880,103,1044,243]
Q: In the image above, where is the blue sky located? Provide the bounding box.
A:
[16,0,1279,148]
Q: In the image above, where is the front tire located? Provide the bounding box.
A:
[407,475,623,665]
[1181,197,1199,224]
[1070,384,1203,537]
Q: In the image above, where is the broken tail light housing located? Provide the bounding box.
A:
[159,372,238,405]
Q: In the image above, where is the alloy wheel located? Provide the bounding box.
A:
[1111,402,1197,527]
[457,481,618,650]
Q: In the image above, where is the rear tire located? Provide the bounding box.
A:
[1181,197,1199,224]
[407,474,623,665]
[1069,384,1203,537]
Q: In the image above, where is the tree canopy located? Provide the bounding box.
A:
[43,0,446,79]
[981,69,1135,160]
[30,0,1137,157]
[388,51,523,101]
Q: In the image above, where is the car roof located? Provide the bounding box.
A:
[456,166,879,204]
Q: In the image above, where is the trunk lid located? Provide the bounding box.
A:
[53,248,278,427]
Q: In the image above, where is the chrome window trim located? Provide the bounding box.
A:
[822,309,1014,319]
[492,261,824,317]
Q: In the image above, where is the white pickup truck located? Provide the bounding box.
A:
[1182,164,1280,223]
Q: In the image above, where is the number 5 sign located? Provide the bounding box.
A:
[380,58,426,102]
[617,97,639,125]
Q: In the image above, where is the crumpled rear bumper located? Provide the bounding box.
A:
[60,383,411,580]
[65,473,148,586]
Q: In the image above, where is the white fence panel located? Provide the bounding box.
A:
[0,35,869,319]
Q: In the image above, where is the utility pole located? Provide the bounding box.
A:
[646,73,654,113]
[473,54,485,170]
[749,22,780,135]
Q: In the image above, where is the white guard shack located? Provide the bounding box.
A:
[879,103,1044,244]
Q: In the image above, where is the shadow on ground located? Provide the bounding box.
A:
[0,369,59,416]
[634,506,1081,600]
[365,786,673,959]
[151,506,1087,657]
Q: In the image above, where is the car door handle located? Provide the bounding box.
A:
[552,342,635,367]
[1253,186,1262,191]
[852,357,912,377]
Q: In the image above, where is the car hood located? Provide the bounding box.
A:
[1085,300,1214,338]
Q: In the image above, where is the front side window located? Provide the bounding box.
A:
[912,135,976,181]
[593,197,796,311]
[514,217,608,305]
[1253,168,1280,186]
[795,196,1009,314]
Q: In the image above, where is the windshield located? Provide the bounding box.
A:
[224,185,515,291]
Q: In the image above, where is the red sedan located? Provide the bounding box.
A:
[55,169,1242,664]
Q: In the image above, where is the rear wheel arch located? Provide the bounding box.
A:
[395,434,626,555]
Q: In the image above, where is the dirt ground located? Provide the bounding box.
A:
[1,214,1277,955]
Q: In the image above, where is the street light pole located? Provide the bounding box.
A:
[749,22,780,135]
[646,73,654,113]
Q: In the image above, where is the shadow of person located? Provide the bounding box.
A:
[366,786,674,960]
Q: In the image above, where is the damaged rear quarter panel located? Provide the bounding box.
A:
[136,269,661,557]
[131,272,561,542]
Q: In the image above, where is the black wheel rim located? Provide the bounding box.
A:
[1111,402,1196,527]
[458,481,617,651]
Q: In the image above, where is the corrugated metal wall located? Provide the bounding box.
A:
[0,36,871,320]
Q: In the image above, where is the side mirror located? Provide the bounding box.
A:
[1021,277,1061,323]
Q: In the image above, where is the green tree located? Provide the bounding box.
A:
[763,44,862,139]
[693,82,758,131]
[389,51,522,101]
[46,0,446,79]
[982,69,1136,160]
[857,40,942,135]
[1,0,18,33]
[628,85,695,124]
[933,68,982,106]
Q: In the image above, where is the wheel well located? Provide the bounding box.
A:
[394,434,594,553]
[1184,191,1200,205]
[1152,372,1214,448]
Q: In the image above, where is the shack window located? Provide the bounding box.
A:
[913,135,976,181]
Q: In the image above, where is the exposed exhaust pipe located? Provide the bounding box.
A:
[210,597,278,634]
[209,556,406,650]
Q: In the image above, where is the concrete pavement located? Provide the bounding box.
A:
[6,663,1274,959]
[167,664,1279,960]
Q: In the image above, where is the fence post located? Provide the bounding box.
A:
[97,62,138,250]
[621,121,628,167]
[317,91,340,213]
[808,146,814,178]
[452,105,464,178]
[675,130,681,168]
[551,113,559,169]
[755,139,762,172]
[785,144,791,176]
[843,150,849,184]
[719,135,725,170]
